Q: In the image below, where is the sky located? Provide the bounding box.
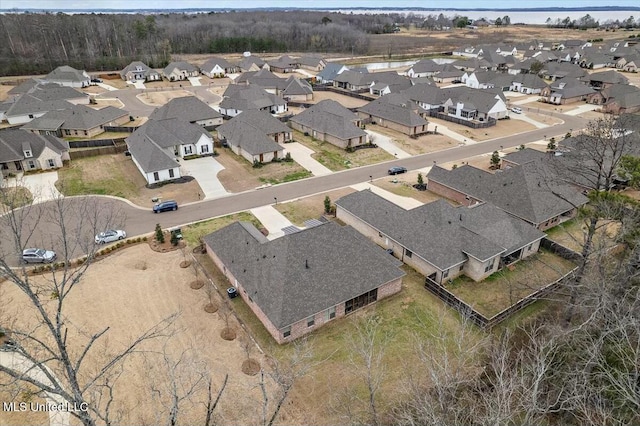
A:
[2,0,640,10]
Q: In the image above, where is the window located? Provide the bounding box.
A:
[307,316,315,327]
[405,249,413,258]
[184,146,193,155]
[443,269,449,279]
[327,306,336,320]
[527,244,533,252]
[47,159,55,168]
[484,258,496,273]
[169,169,174,178]
[345,288,378,314]
[24,150,32,158]
[84,131,88,136]
[27,160,36,169]
[201,144,209,153]
[153,172,159,181]
[459,264,464,272]
[28,114,34,119]
[65,129,71,135]
[283,327,291,338]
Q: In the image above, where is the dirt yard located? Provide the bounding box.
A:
[431,116,539,142]
[0,83,15,101]
[365,125,459,155]
[137,89,193,106]
[274,188,357,226]
[309,90,370,108]
[1,245,272,425]
[214,147,311,192]
[56,154,202,208]
[373,176,458,205]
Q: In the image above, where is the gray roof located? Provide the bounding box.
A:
[235,68,283,89]
[316,63,347,82]
[582,70,629,85]
[22,104,128,131]
[512,73,548,90]
[441,86,506,114]
[0,129,68,163]
[44,66,89,84]
[203,220,405,329]
[427,163,589,226]
[334,69,373,86]
[120,61,160,79]
[6,96,73,118]
[289,99,366,140]
[217,110,287,155]
[201,56,234,72]
[358,94,428,127]
[281,77,313,96]
[401,83,446,105]
[502,148,548,166]
[409,59,443,74]
[297,56,325,67]
[7,78,42,96]
[238,55,265,71]
[149,96,222,123]
[220,85,286,112]
[336,190,544,269]
[126,119,209,173]
[163,61,198,75]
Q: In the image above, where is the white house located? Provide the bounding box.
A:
[162,61,199,81]
[43,66,91,88]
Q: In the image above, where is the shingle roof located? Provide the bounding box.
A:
[203,221,405,329]
[201,56,234,72]
[0,129,68,163]
[297,55,325,67]
[316,63,347,82]
[220,85,286,112]
[441,86,506,114]
[502,148,548,166]
[149,96,222,123]
[238,55,265,71]
[126,119,209,173]
[512,73,548,90]
[583,70,629,85]
[290,99,366,140]
[427,163,589,226]
[44,66,89,84]
[281,77,313,96]
[336,190,544,269]
[217,110,287,155]
[120,61,160,79]
[409,59,443,74]
[358,95,428,127]
[22,104,128,131]
[163,61,198,75]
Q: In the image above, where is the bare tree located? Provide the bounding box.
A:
[0,190,177,425]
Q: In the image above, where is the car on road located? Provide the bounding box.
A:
[388,166,408,175]
[153,200,178,213]
[95,229,127,244]
[21,248,56,264]
[90,78,102,83]
[511,107,522,114]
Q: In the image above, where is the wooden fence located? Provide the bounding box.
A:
[68,138,127,159]
[103,125,138,133]
[424,109,497,128]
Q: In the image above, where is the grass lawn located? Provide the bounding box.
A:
[274,188,356,226]
[196,246,482,423]
[447,249,577,318]
[182,212,263,246]
[545,218,620,254]
[0,186,33,212]
[373,176,457,205]
[56,155,140,199]
[292,130,394,171]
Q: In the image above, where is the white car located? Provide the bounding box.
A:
[95,230,127,244]
[22,248,56,264]
[511,107,522,114]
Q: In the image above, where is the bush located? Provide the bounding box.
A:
[324,195,331,214]
[136,237,142,243]
[170,232,179,246]
[155,223,165,243]
[284,152,293,162]
[252,159,264,168]
[142,236,148,242]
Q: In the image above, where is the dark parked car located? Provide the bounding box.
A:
[388,166,408,175]
[22,248,56,264]
[153,200,178,213]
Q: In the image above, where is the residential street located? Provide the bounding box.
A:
[1,112,586,266]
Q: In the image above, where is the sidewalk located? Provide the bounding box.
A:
[284,142,333,176]
[365,130,411,159]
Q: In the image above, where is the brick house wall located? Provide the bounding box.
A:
[206,241,403,344]
[427,180,482,206]
[290,122,365,149]
[357,111,422,136]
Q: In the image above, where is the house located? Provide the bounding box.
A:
[200,57,238,78]
[501,148,548,170]
[148,96,223,127]
[431,65,464,84]
[405,59,443,78]
[126,119,214,184]
[218,85,287,117]
[316,63,349,84]
[4,83,89,125]
[21,104,129,138]
[462,70,502,89]
[281,77,314,101]
[578,53,615,70]
[204,220,405,343]
[6,78,42,102]
[441,86,508,121]
[235,68,284,93]
[217,110,289,163]
[0,129,69,176]
[616,53,640,73]
[600,85,640,114]
[510,74,548,95]
[335,190,545,284]
[162,61,199,81]
[120,61,161,82]
[43,66,90,88]
[368,72,412,96]
[238,55,267,72]
[333,69,372,91]
[581,70,630,89]
[357,94,429,136]
[401,83,447,110]
[267,55,298,73]
[289,100,368,150]
[541,78,596,105]
[427,163,589,230]
[452,57,492,72]
[541,62,586,81]
[297,56,326,71]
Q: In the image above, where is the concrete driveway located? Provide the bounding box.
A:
[127,80,146,89]
[187,76,202,86]
[249,205,296,240]
[96,82,118,91]
[564,104,601,116]
[366,130,411,159]
[285,142,333,176]
[7,171,62,203]
[179,157,229,200]
[510,112,550,129]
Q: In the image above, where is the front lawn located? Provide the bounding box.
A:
[182,212,264,246]
[293,130,394,171]
[447,249,577,318]
[274,188,356,226]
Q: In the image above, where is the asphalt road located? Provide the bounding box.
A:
[1,111,586,266]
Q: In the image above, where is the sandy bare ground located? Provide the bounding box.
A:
[1,245,273,425]
[137,90,192,106]
[364,125,458,155]
[0,83,14,101]
[309,90,370,108]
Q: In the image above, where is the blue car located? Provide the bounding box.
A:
[153,200,178,213]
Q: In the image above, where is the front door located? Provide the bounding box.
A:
[259,154,264,162]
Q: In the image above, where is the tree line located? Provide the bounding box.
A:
[0,11,401,76]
